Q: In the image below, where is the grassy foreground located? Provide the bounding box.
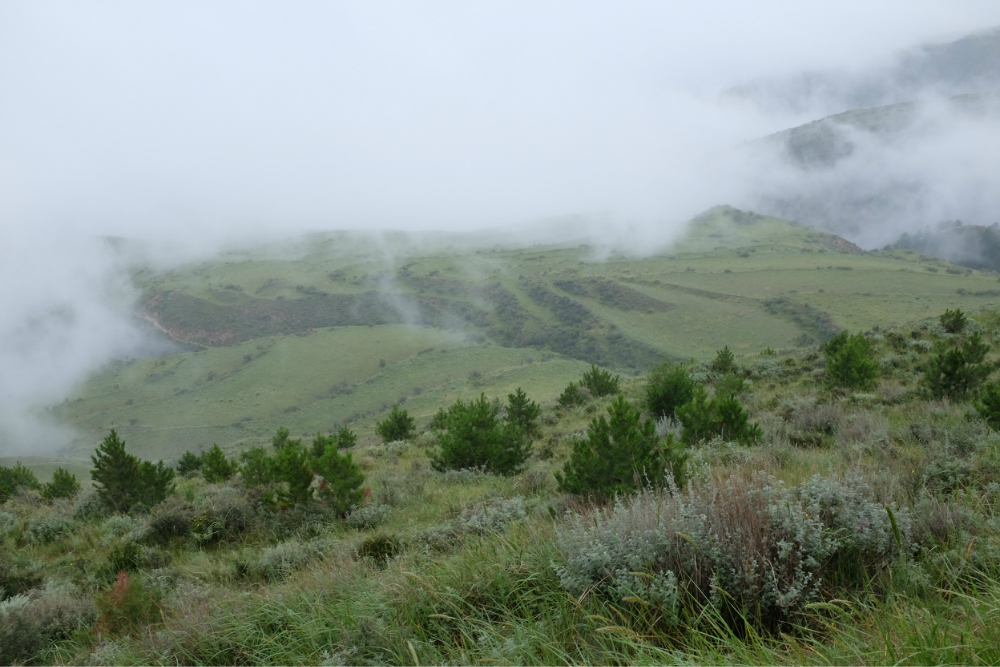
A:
[4,306,1000,664]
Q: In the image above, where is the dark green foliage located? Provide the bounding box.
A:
[270,440,314,506]
[139,460,176,508]
[357,533,402,565]
[940,307,969,334]
[239,446,273,487]
[923,331,991,400]
[557,381,586,407]
[556,394,686,497]
[580,364,620,397]
[676,385,763,445]
[712,345,736,374]
[375,405,416,442]
[272,426,295,450]
[335,425,357,450]
[200,444,238,484]
[313,445,365,516]
[506,387,542,440]
[429,407,449,430]
[714,371,747,397]
[974,381,1000,429]
[645,363,696,419]
[0,462,41,504]
[41,467,81,500]
[310,433,335,459]
[176,451,202,475]
[823,330,879,390]
[91,430,174,513]
[429,394,532,476]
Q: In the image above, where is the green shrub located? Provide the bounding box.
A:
[200,444,238,484]
[505,387,542,440]
[346,504,392,530]
[313,443,365,516]
[975,380,1000,429]
[712,345,736,374]
[24,515,76,545]
[580,364,620,397]
[375,405,416,442]
[555,472,909,632]
[91,430,174,513]
[312,427,358,458]
[0,463,40,504]
[72,487,110,521]
[0,584,97,665]
[176,451,202,476]
[270,439,314,507]
[557,381,586,408]
[922,331,991,400]
[429,394,532,476]
[556,395,686,497]
[676,385,763,445]
[645,363,695,419]
[823,330,879,390]
[357,533,402,565]
[236,538,325,581]
[41,468,80,500]
[940,307,969,334]
[238,446,273,487]
[146,496,195,544]
[453,496,527,534]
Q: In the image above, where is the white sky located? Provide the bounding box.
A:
[2,0,999,241]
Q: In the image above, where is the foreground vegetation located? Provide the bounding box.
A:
[4,304,1000,664]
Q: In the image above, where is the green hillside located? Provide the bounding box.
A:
[32,206,1000,464]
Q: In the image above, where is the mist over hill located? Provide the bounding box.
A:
[725,27,1000,116]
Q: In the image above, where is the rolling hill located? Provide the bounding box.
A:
[19,205,1000,468]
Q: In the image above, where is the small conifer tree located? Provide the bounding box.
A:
[923,331,991,400]
[313,444,365,516]
[41,467,81,500]
[91,430,174,512]
[556,394,686,497]
[645,363,696,419]
[506,387,542,440]
[557,381,587,408]
[712,346,736,374]
[429,394,532,475]
[0,462,41,504]
[200,444,238,483]
[581,365,621,397]
[940,308,969,334]
[176,451,202,476]
[975,380,1000,429]
[375,405,416,442]
[823,330,879,390]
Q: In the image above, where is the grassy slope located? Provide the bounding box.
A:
[5,306,1000,665]
[19,205,1000,467]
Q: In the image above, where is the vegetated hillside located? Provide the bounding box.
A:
[36,205,1000,464]
[892,220,1000,273]
[724,27,1000,114]
[755,90,1000,170]
[4,305,1000,665]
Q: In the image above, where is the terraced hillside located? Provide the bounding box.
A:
[34,206,1000,464]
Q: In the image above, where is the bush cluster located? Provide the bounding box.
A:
[676,385,762,445]
[557,394,687,497]
[429,391,535,476]
[922,331,991,400]
[555,472,909,632]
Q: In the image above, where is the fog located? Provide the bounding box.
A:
[2,0,1000,454]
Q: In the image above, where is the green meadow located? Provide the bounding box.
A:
[29,206,1000,466]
